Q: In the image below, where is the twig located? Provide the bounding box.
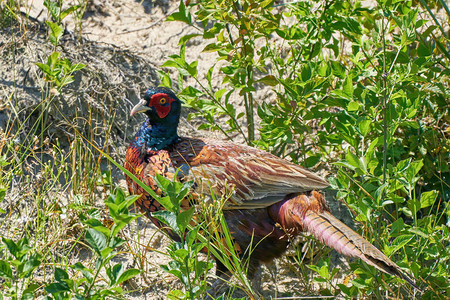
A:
[117,7,178,35]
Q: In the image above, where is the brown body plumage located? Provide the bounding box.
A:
[125,87,420,294]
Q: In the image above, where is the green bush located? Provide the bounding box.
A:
[161,0,449,297]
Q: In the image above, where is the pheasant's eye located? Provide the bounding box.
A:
[160,98,167,105]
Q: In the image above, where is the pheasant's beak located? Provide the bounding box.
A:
[130,99,151,116]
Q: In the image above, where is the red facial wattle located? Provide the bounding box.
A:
[149,93,175,119]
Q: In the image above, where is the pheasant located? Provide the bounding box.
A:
[125,87,419,294]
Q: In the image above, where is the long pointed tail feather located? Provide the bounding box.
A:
[270,192,421,291]
[302,210,421,291]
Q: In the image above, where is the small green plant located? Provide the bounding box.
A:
[33,0,85,154]
[307,258,341,297]
[0,237,41,299]
[44,188,141,299]
[149,172,213,300]
[38,0,85,91]
[35,51,85,93]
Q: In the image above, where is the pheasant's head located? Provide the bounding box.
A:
[130,87,181,149]
[130,87,181,127]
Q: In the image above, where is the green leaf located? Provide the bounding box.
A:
[60,5,80,20]
[111,216,139,238]
[151,210,179,235]
[177,207,195,235]
[161,264,183,281]
[304,154,320,168]
[83,219,111,236]
[35,62,52,75]
[331,61,346,78]
[307,261,330,279]
[409,227,429,239]
[367,136,380,154]
[187,60,198,77]
[187,225,201,248]
[195,260,212,280]
[59,75,74,87]
[45,20,63,46]
[45,282,70,294]
[116,268,141,285]
[275,26,304,40]
[166,0,191,24]
[154,173,171,194]
[109,236,126,249]
[417,41,432,57]
[54,267,69,282]
[260,0,274,8]
[161,60,180,69]
[22,284,39,300]
[214,88,227,100]
[83,218,105,227]
[44,0,60,21]
[156,195,175,211]
[168,289,185,299]
[48,51,61,68]
[389,234,414,254]
[159,71,173,88]
[109,187,125,204]
[85,228,107,255]
[358,119,371,137]
[100,247,113,259]
[21,253,42,278]
[347,101,359,111]
[406,159,423,184]
[202,43,222,52]
[113,192,140,214]
[301,64,312,82]
[154,172,191,210]
[421,25,438,38]
[400,120,419,129]
[0,260,13,279]
[351,277,371,289]
[257,75,278,86]
[318,62,330,77]
[72,262,93,283]
[345,151,360,169]
[407,197,421,218]
[420,190,438,208]
[178,34,201,45]
[173,248,189,261]
[108,264,124,285]
[334,160,356,170]
[390,218,404,236]
[2,237,19,259]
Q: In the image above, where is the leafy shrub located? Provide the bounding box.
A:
[44,188,141,299]
[161,0,449,297]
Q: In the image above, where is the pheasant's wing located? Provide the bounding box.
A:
[170,138,329,209]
